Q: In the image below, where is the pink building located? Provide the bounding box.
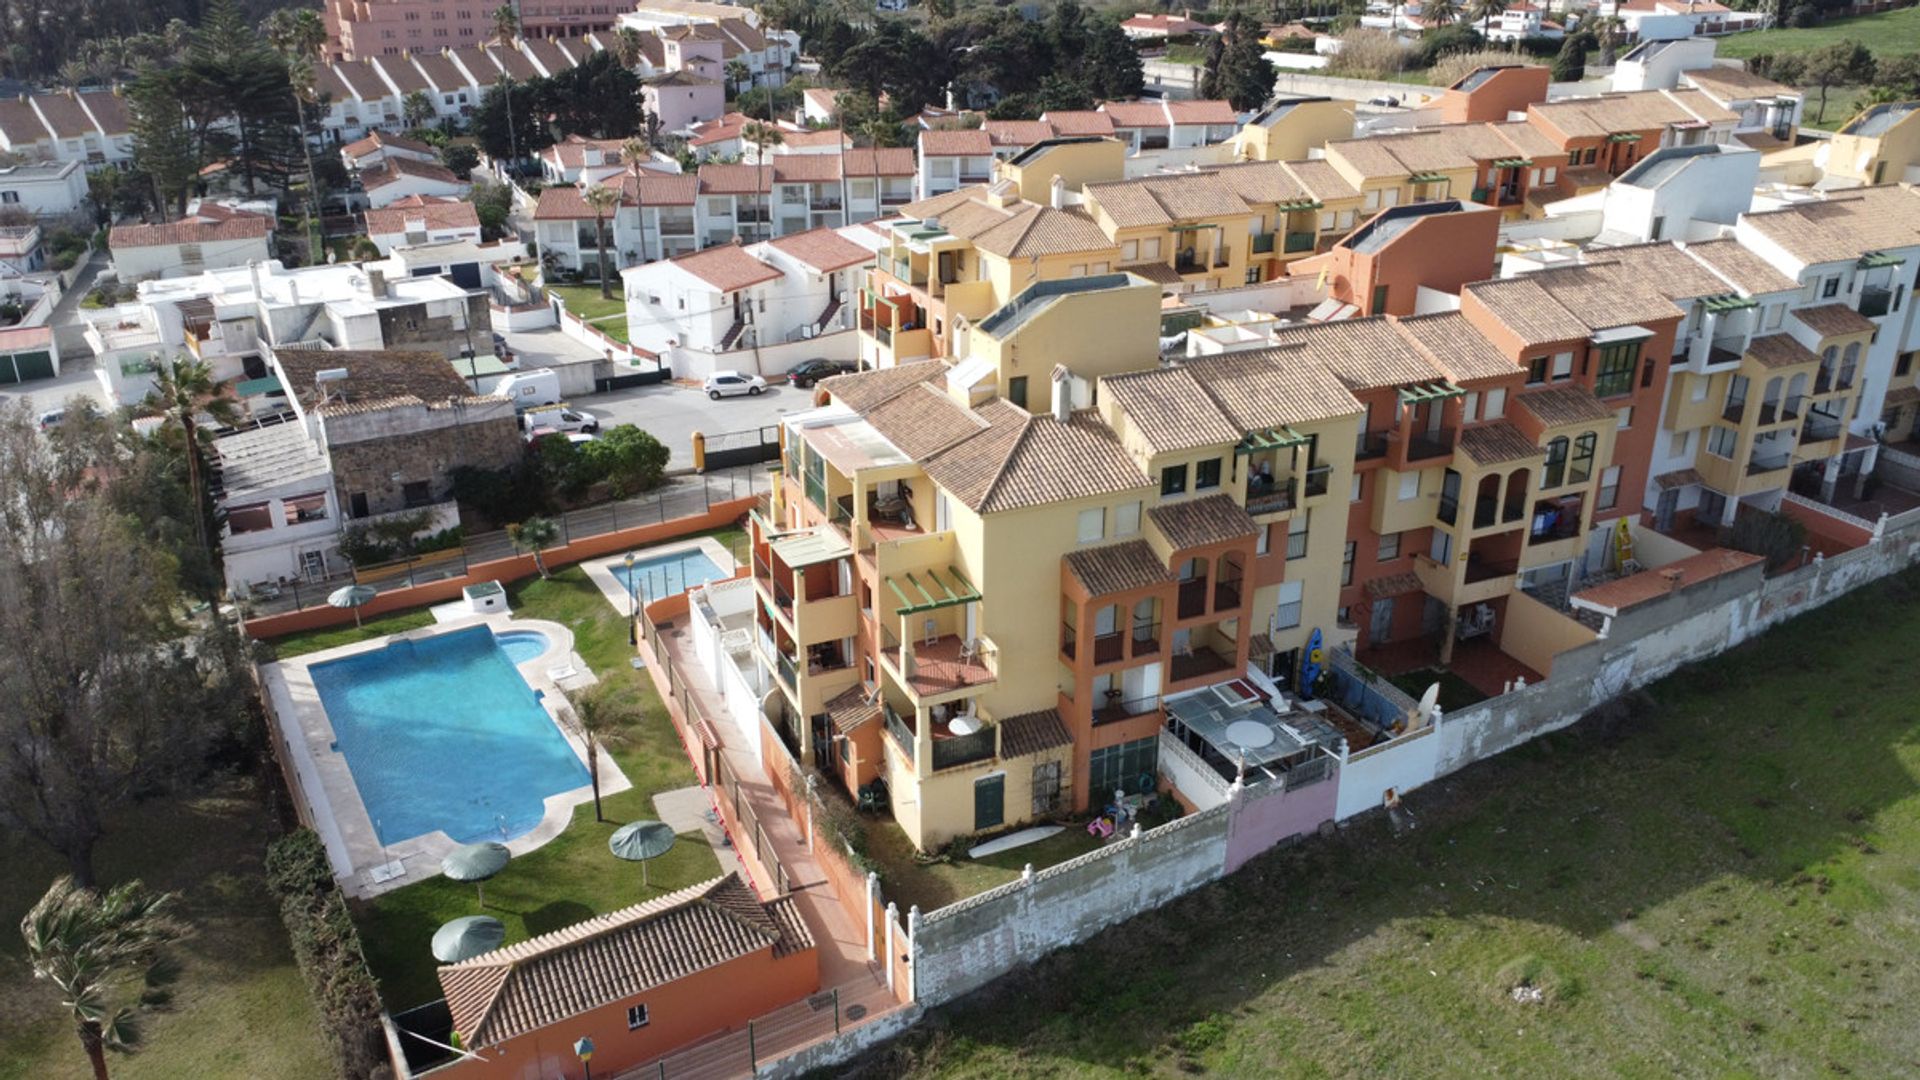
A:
[326,0,616,60]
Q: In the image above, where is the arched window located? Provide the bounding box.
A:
[1840,341,1861,389]
[1785,372,1808,418]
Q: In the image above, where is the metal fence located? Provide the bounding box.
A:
[242,465,771,617]
[614,980,887,1079]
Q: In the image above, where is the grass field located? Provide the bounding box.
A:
[866,821,1110,915]
[0,780,333,1080]
[547,282,631,342]
[860,566,1920,1078]
[1718,6,1920,58]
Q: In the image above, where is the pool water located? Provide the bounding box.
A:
[310,626,590,846]
[494,629,552,665]
[610,547,729,603]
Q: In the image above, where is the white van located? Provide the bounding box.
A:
[520,404,600,436]
[492,368,562,408]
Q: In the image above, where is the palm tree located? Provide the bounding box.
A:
[493,3,519,45]
[506,515,560,576]
[621,136,649,171]
[610,27,644,68]
[568,683,636,821]
[263,9,328,267]
[1467,0,1503,35]
[403,89,435,130]
[21,877,187,1080]
[1422,0,1459,28]
[742,119,784,161]
[581,182,622,300]
[139,357,239,570]
[726,59,752,98]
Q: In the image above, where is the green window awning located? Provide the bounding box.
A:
[1274,198,1324,212]
[887,567,981,615]
[1407,171,1449,184]
[1396,381,1465,404]
[1701,294,1757,313]
[1859,251,1906,268]
[234,375,283,397]
[1235,425,1310,455]
[1491,157,1532,168]
[1606,132,1644,143]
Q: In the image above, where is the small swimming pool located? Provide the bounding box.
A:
[494,629,551,665]
[610,547,729,603]
[310,626,589,846]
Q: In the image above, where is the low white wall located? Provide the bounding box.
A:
[490,302,556,332]
[1159,729,1230,811]
[1335,724,1441,821]
[664,327,858,381]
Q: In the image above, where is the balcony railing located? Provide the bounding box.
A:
[1093,694,1161,726]
[1402,429,1455,462]
[1245,475,1295,515]
[1283,231,1315,253]
[1801,414,1844,443]
[1748,453,1792,476]
[1091,630,1126,664]
[1722,398,1746,423]
[1132,621,1162,657]
[1355,430,1390,460]
[1861,285,1893,319]
[931,727,996,771]
[1301,463,1332,498]
[1214,576,1243,611]
[1177,578,1208,620]
[1060,621,1077,660]
[1250,232,1275,255]
[1438,493,1459,526]
[884,704,915,766]
[1463,557,1518,584]
[776,650,798,691]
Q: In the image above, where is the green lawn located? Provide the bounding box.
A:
[348,566,720,1010]
[1718,6,1920,57]
[866,819,1111,915]
[865,565,1920,1077]
[0,780,333,1080]
[547,283,630,342]
[1386,667,1488,713]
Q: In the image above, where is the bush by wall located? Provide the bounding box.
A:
[264,829,388,1080]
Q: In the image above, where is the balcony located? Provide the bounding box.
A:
[1093,694,1162,727]
[1721,398,1747,424]
[1131,622,1162,658]
[1528,498,1581,545]
[1174,255,1205,275]
[809,194,843,210]
[1393,427,1456,464]
[883,632,996,700]
[1438,493,1459,527]
[1283,231,1316,254]
[931,726,995,770]
[1251,232,1275,255]
[1747,452,1792,477]
[884,704,915,766]
[1355,430,1390,461]
[1300,463,1331,499]
[1860,285,1893,319]
[1244,474,1295,516]
[1177,578,1208,620]
[1801,414,1844,444]
[1213,574,1243,612]
[1170,644,1234,683]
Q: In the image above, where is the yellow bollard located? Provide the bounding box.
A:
[691,430,706,473]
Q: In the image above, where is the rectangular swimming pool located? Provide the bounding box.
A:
[611,547,729,602]
[309,626,589,846]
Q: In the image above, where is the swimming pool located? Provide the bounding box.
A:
[309,626,589,847]
[610,547,729,602]
[494,629,551,665]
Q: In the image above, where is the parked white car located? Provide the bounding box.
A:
[704,370,768,399]
[520,406,599,435]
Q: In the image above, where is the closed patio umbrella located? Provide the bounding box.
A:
[441,841,511,907]
[608,821,676,888]
[432,915,506,963]
[328,584,379,628]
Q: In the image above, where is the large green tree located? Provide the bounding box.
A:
[1201,11,1276,112]
[185,0,301,196]
[126,69,199,220]
[262,7,329,261]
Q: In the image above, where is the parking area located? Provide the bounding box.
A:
[585,379,801,469]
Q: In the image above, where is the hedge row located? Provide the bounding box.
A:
[264,829,388,1080]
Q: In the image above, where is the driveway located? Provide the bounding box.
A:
[0,251,113,413]
[585,381,800,469]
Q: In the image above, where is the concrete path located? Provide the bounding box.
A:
[653,783,743,880]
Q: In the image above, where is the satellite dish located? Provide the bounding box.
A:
[1415,682,1441,729]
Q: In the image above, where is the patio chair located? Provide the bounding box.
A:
[547,658,580,683]
[958,637,980,664]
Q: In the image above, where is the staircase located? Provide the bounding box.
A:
[720,317,747,350]
[814,297,842,333]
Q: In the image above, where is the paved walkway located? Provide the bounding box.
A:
[652,784,743,880]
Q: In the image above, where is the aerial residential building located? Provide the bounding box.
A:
[341,130,440,174]
[1817,102,1920,186]
[1099,99,1240,154]
[916,128,995,200]
[540,135,650,186]
[1082,171,1255,292]
[644,69,726,132]
[360,157,471,208]
[1233,95,1356,162]
[363,195,483,255]
[109,213,274,281]
[1523,89,1740,194]
[333,60,406,130]
[1298,200,1502,317]
[1591,142,1761,244]
[1605,0,1766,41]
[0,160,88,220]
[1119,11,1215,38]
[407,51,485,123]
[620,225,880,376]
[1610,39,1801,147]
[1438,64,1550,125]
[0,325,59,384]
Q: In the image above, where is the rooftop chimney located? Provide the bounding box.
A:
[1050,174,1066,210]
[367,267,387,299]
[1050,363,1073,423]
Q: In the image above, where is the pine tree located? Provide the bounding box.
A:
[128,71,199,221]
[1202,12,1277,112]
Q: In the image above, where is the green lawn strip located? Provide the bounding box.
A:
[270,608,437,659]
[1718,6,1920,57]
[1385,667,1488,712]
[866,819,1110,914]
[352,567,719,1011]
[0,781,333,1080]
[881,567,1920,1077]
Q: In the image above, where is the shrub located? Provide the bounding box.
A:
[1330,28,1413,78]
[351,237,380,261]
[582,424,670,498]
[1408,24,1485,69]
[451,460,551,524]
[1429,48,1527,88]
[1724,509,1807,571]
[264,830,386,1079]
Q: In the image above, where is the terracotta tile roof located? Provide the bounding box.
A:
[0,98,49,144]
[919,128,992,155]
[998,708,1073,758]
[842,147,915,177]
[361,157,463,190]
[1389,312,1515,384]
[1101,366,1245,454]
[522,37,573,73]
[1679,237,1798,294]
[984,119,1054,147]
[778,128,850,150]
[689,111,750,147]
[972,205,1115,259]
[110,214,271,249]
[1586,241,1743,302]
[374,54,431,94]
[1267,316,1448,392]
[533,184,595,220]
[413,51,470,90]
[1281,158,1361,202]
[450,47,507,84]
[1166,99,1237,125]
[1514,383,1612,427]
[1100,100,1170,128]
[1793,303,1877,339]
[647,69,719,88]
[1744,332,1821,370]
[1201,161,1314,206]
[543,134,631,170]
[1654,467,1703,489]
[629,170,700,205]
[440,874,811,1048]
[825,686,880,735]
[1572,548,1764,614]
[920,400,1152,514]
[309,64,354,103]
[1457,421,1540,467]
[1886,385,1920,408]
[344,130,437,161]
[770,154,840,183]
[1064,538,1175,597]
[76,90,130,136]
[277,349,467,410]
[1738,186,1920,266]
[768,227,872,272]
[1681,65,1794,103]
[1366,571,1422,598]
[1147,493,1259,550]
[864,381,988,458]
[365,195,481,236]
[818,359,944,410]
[1041,110,1115,136]
[697,162,774,195]
[1464,275,1590,343]
[334,60,393,101]
[1528,88,1735,140]
[1147,343,1365,437]
[30,92,95,139]
[1086,172,1250,229]
[670,243,782,292]
[486,43,540,80]
[0,324,52,350]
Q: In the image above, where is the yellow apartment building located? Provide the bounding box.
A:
[1233,95,1356,163]
[1820,101,1920,186]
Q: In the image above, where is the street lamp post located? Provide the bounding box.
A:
[574,1035,594,1080]
[624,552,638,645]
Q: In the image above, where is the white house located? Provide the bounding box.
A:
[619,225,881,377]
[0,160,87,219]
[360,157,472,209]
[1595,142,1761,245]
[915,128,994,200]
[342,131,441,173]
[108,213,274,281]
[1487,2,1563,41]
[541,135,647,186]
[364,195,484,255]
[1612,38,1803,143]
[1606,0,1767,41]
[1098,99,1240,153]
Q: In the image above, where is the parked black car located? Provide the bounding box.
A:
[786,358,856,388]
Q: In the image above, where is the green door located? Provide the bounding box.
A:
[11,351,52,381]
[973,774,1004,832]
